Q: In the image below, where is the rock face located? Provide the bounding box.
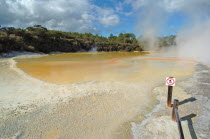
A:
[132,63,210,139]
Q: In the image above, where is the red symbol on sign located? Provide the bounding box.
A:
[166,78,175,86]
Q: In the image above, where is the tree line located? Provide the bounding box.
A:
[0,25,176,54]
[0,25,143,53]
[158,35,176,47]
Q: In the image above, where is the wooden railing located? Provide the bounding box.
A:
[166,77,185,139]
[172,99,185,139]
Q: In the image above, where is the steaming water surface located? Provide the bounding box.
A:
[16,52,148,84]
[16,52,193,84]
[0,52,195,138]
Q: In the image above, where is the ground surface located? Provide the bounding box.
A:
[132,64,210,139]
[0,52,199,139]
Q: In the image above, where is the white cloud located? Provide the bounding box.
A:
[124,0,210,33]
[95,7,120,26]
[115,2,133,16]
[124,0,147,10]
[125,0,210,14]
[0,0,120,33]
[99,15,120,26]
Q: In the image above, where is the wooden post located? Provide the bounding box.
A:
[167,85,173,107]
[172,99,179,121]
[172,99,185,139]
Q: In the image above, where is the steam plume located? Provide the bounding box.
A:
[132,0,210,64]
[176,20,210,65]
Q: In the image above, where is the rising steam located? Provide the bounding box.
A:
[176,20,210,65]
[133,0,210,64]
[135,0,167,50]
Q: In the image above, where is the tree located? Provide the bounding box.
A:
[0,25,145,53]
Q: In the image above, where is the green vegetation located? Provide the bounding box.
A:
[0,25,176,54]
[158,35,176,47]
[0,25,143,53]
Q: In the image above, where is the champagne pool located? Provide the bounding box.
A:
[16,52,193,84]
[0,52,195,139]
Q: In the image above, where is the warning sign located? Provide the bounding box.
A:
[166,77,176,86]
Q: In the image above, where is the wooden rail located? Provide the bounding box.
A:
[172,99,185,139]
[166,77,185,139]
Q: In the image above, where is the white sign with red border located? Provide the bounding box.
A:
[166,77,176,86]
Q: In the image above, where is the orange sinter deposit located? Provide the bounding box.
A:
[16,52,194,84]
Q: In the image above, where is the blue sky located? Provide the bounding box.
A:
[0,0,209,37]
[93,0,188,37]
